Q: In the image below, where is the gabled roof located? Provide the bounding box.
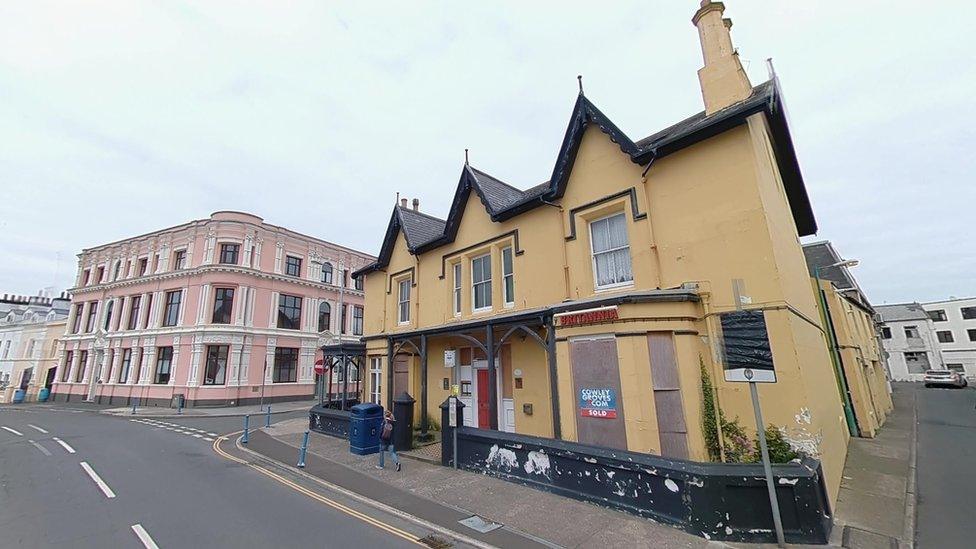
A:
[876,303,929,323]
[354,78,817,278]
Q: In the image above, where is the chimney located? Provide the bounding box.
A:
[692,1,752,115]
[400,198,408,208]
[412,198,419,211]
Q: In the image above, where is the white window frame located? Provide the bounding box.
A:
[369,357,382,404]
[589,212,634,291]
[502,246,515,307]
[471,253,492,313]
[452,262,462,317]
[397,278,411,324]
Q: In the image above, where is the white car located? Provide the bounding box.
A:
[923,369,968,388]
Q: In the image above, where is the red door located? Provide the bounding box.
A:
[477,369,490,428]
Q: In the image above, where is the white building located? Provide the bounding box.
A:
[877,303,944,382]
[921,297,976,379]
[0,292,71,396]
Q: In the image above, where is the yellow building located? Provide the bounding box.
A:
[354,1,850,502]
[805,241,893,438]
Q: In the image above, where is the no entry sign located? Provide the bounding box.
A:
[314,359,325,375]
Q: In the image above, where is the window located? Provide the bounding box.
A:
[277,294,302,330]
[96,266,105,283]
[113,261,122,280]
[212,288,235,324]
[342,269,349,288]
[75,350,88,382]
[71,303,84,334]
[138,258,148,276]
[152,254,159,273]
[590,213,633,289]
[25,340,35,358]
[285,255,302,277]
[118,348,132,383]
[937,331,954,343]
[219,243,239,265]
[341,304,348,334]
[398,279,411,323]
[452,263,462,316]
[273,347,298,383]
[143,294,153,328]
[472,254,492,311]
[947,363,965,373]
[85,302,98,333]
[83,269,91,285]
[154,346,173,384]
[203,345,228,385]
[881,327,892,339]
[103,300,114,331]
[173,250,187,270]
[369,358,382,404]
[969,329,976,342]
[61,350,73,382]
[128,296,142,330]
[321,263,333,284]
[162,290,182,327]
[352,306,364,335]
[904,326,920,339]
[928,309,947,322]
[354,275,363,291]
[502,246,514,305]
[962,307,976,320]
[318,302,331,332]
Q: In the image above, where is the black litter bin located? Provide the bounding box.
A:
[349,403,383,455]
[392,392,415,451]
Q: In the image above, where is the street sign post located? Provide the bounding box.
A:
[719,309,785,548]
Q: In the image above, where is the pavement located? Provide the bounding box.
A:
[99,399,318,418]
[0,405,461,548]
[254,418,715,549]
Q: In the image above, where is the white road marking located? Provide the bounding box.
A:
[52,437,76,454]
[28,440,52,456]
[2,426,24,436]
[27,424,49,434]
[207,432,218,437]
[192,434,202,438]
[131,524,160,549]
[203,437,214,442]
[80,461,116,498]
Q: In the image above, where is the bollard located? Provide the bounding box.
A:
[242,415,250,444]
[177,397,183,415]
[297,430,310,468]
[265,405,272,428]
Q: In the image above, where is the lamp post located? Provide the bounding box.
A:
[814,259,860,437]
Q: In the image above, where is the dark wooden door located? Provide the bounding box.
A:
[570,337,628,450]
[44,368,57,389]
[477,369,490,428]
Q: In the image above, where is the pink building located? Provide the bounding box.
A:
[51,211,373,408]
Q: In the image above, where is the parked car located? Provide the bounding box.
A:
[923,369,968,388]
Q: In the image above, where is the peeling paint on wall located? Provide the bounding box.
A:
[794,407,812,425]
[523,450,551,478]
[486,444,518,472]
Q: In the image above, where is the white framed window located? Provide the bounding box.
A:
[589,212,633,289]
[472,253,492,311]
[502,246,514,306]
[398,278,411,324]
[452,263,462,316]
[369,357,382,404]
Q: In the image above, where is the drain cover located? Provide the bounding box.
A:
[458,515,503,533]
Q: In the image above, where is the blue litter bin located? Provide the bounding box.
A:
[349,403,383,455]
[37,388,50,402]
[12,389,26,404]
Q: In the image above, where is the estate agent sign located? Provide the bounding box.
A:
[578,387,618,419]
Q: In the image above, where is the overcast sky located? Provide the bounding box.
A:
[1,1,972,304]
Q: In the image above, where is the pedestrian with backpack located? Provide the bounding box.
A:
[377,409,401,471]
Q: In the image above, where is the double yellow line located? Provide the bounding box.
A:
[212,432,424,546]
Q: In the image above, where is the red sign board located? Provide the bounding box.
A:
[557,307,618,327]
[314,359,325,375]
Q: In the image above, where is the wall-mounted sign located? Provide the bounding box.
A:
[556,306,619,327]
[444,349,456,368]
[720,310,776,383]
[578,387,618,419]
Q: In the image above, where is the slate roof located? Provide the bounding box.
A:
[803,240,874,311]
[876,303,929,323]
[354,78,816,278]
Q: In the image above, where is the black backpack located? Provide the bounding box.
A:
[381,419,393,441]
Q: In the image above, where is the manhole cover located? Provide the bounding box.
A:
[458,515,503,533]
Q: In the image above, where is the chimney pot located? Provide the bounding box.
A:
[400,198,408,208]
[692,0,752,115]
[412,198,420,211]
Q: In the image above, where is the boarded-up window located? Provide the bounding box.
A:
[570,337,627,451]
[393,355,410,398]
[648,333,689,459]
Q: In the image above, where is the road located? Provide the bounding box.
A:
[914,384,976,549]
[0,406,430,548]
